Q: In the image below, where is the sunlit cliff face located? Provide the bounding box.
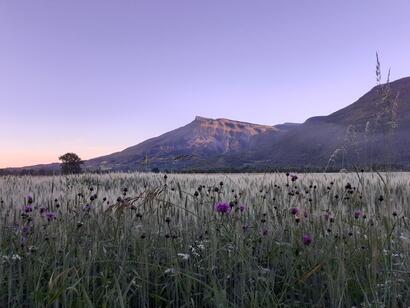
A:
[187,116,278,153]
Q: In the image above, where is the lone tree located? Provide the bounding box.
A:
[59,153,83,175]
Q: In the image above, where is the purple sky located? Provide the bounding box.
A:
[1,0,410,168]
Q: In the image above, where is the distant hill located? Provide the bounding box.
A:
[2,77,410,174]
[248,76,410,170]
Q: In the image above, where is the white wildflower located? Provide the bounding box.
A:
[258,266,271,275]
[12,254,21,261]
[164,268,176,275]
[177,253,190,261]
[399,234,408,241]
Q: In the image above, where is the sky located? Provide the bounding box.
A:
[1,0,410,168]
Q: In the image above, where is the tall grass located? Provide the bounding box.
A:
[0,172,409,307]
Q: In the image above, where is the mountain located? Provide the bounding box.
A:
[247,76,410,169]
[2,76,410,174]
[84,116,288,171]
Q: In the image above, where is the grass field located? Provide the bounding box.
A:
[0,172,409,307]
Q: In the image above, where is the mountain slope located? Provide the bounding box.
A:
[249,77,410,169]
[85,116,284,171]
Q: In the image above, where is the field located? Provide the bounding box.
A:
[0,172,409,307]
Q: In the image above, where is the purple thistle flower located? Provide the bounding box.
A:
[24,205,33,213]
[214,202,231,214]
[354,210,363,219]
[290,207,299,215]
[291,175,298,182]
[261,228,269,236]
[239,204,246,212]
[22,225,31,237]
[39,207,48,214]
[303,234,313,246]
[45,211,57,221]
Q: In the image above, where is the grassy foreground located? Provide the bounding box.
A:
[0,172,409,307]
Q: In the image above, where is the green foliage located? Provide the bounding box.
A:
[0,172,409,306]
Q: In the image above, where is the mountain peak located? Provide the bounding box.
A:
[87,115,282,170]
[194,116,210,122]
[193,115,276,130]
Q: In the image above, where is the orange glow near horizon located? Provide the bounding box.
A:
[0,146,122,169]
[0,152,58,168]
